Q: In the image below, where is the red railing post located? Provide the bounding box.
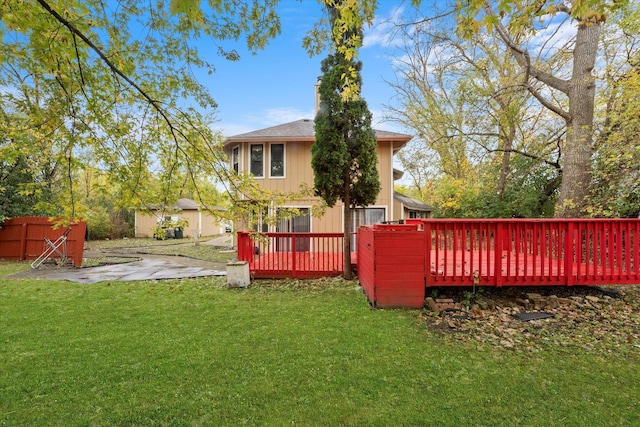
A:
[424,220,432,287]
[494,222,504,287]
[564,221,575,286]
[291,234,297,278]
[237,231,252,262]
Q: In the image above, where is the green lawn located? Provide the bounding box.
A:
[1,261,639,426]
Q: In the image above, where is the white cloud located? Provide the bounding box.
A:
[261,107,315,124]
[526,14,577,59]
[363,6,405,49]
[214,107,315,137]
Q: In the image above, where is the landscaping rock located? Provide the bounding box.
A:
[422,285,640,352]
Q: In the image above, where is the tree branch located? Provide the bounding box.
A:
[482,2,571,120]
[35,0,178,140]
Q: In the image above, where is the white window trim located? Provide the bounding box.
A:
[342,205,388,229]
[249,143,265,179]
[231,145,241,174]
[268,143,286,179]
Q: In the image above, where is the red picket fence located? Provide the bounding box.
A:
[0,216,87,267]
[237,231,346,278]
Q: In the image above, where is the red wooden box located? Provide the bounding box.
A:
[358,224,425,308]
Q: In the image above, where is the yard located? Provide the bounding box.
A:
[1,239,639,426]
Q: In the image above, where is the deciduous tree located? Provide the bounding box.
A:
[387,13,562,218]
[455,0,627,217]
[0,0,282,223]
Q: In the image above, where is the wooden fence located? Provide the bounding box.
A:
[0,216,87,267]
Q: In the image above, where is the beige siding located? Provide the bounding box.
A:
[393,198,404,222]
[135,210,224,238]
[231,138,399,234]
[135,211,161,238]
[237,141,315,193]
[375,142,393,213]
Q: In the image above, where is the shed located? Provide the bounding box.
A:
[135,198,226,238]
[393,191,434,220]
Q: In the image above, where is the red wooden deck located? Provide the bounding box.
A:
[358,220,640,308]
[237,219,640,298]
[412,219,640,287]
[237,232,355,278]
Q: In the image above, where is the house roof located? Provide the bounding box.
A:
[224,119,412,153]
[175,198,199,210]
[143,198,226,212]
[393,168,404,181]
[393,192,434,212]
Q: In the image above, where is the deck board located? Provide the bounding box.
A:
[428,249,632,286]
[249,252,357,278]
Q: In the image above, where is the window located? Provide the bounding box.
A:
[352,207,385,229]
[276,208,311,252]
[276,208,310,233]
[250,144,264,177]
[232,146,239,173]
[270,144,284,177]
[351,207,385,248]
[252,207,269,233]
[409,211,428,219]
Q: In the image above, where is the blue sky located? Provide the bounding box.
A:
[203,2,406,137]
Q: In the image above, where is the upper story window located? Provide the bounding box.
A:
[270,143,284,177]
[250,144,264,177]
[232,146,239,173]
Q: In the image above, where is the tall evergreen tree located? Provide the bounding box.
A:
[312,5,379,279]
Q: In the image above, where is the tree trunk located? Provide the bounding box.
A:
[343,188,353,280]
[555,23,599,218]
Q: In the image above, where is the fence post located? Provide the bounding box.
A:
[564,221,575,286]
[237,232,250,262]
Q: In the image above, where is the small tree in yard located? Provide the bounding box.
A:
[312,13,379,280]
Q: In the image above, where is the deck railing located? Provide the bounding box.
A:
[237,219,640,285]
[406,219,640,286]
[237,231,345,278]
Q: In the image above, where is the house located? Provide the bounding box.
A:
[223,118,432,233]
[135,198,227,238]
[393,191,433,219]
